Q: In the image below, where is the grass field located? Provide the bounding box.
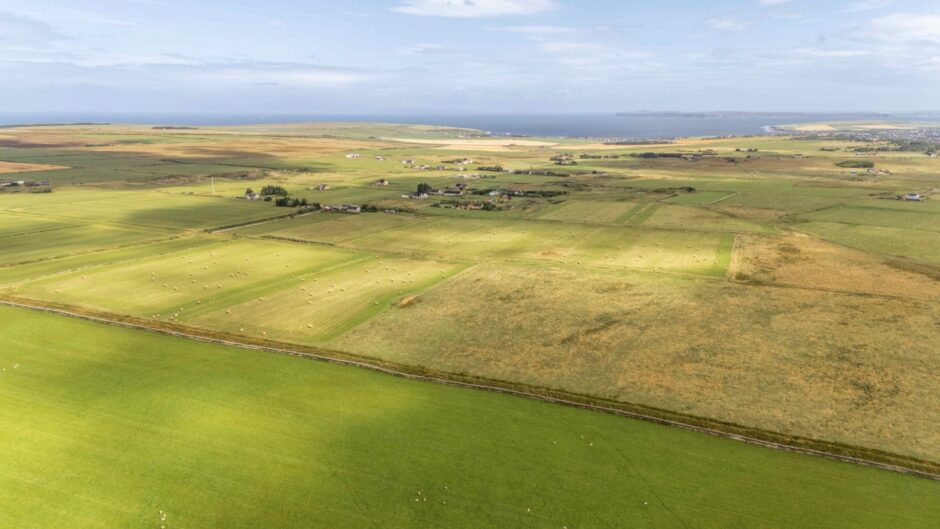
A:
[537,200,640,224]
[1,122,939,525]
[0,223,169,266]
[248,214,732,275]
[2,305,938,529]
[8,238,466,345]
[3,191,283,230]
[0,236,216,286]
[333,262,940,461]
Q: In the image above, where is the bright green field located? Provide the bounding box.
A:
[0,236,215,286]
[0,223,169,266]
[1,305,937,529]
[248,214,730,275]
[537,200,639,224]
[795,221,940,267]
[9,238,465,344]
[3,190,283,230]
[798,205,940,232]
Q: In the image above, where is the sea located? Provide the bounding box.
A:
[0,112,920,140]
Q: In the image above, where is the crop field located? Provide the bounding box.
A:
[0,210,79,238]
[1,122,939,526]
[9,239,357,315]
[250,215,732,275]
[3,306,937,529]
[0,223,169,266]
[795,221,940,267]
[0,236,216,286]
[333,261,940,462]
[8,238,465,344]
[797,205,940,231]
[642,204,772,233]
[536,200,640,224]
[0,160,67,174]
[3,190,282,230]
[667,190,732,205]
[731,234,940,298]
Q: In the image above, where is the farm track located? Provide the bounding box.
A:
[3,296,938,482]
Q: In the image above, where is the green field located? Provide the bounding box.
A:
[0,222,169,266]
[2,306,937,529]
[8,238,465,344]
[537,200,639,224]
[1,122,939,526]
[2,190,284,230]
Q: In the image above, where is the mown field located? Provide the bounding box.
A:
[1,122,939,525]
[2,306,938,529]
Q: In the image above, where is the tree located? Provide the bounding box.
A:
[416,182,432,195]
[260,185,289,196]
[245,187,255,196]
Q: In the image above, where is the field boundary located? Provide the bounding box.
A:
[3,297,939,481]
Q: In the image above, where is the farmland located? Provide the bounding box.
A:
[1,122,939,526]
[2,305,938,529]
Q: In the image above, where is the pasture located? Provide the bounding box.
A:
[2,189,284,230]
[334,262,940,462]
[0,222,169,267]
[247,214,732,276]
[9,238,465,344]
[1,122,939,523]
[2,306,938,529]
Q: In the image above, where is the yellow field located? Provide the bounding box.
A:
[334,261,940,462]
[0,161,68,174]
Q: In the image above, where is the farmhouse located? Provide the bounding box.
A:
[345,153,361,159]
[316,183,331,191]
[322,204,362,213]
[402,159,415,165]
[373,178,389,186]
[903,193,923,201]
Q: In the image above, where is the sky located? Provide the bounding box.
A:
[1,0,939,114]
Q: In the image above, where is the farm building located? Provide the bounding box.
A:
[373,178,389,186]
[322,204,362,213]
[345,153,361,159]
[903,193,923,201]
[316,183,330,191]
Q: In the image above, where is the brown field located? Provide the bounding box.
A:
[89,137,388,158]
[385,137,557,150]
[0,161,68,174]
[731,233,940,299]
[333,262,940,462]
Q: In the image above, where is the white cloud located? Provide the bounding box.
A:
[538,41,605,54]
[495,25,575,34]
[392,0,559,18]
[867,13,940,44]
[842,0,891,14]
[0,11,64,44]
[758,0,791,6]
[704,16,750,31]
[197,64,379,87]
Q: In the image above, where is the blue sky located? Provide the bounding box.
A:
[1,0,938,114]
